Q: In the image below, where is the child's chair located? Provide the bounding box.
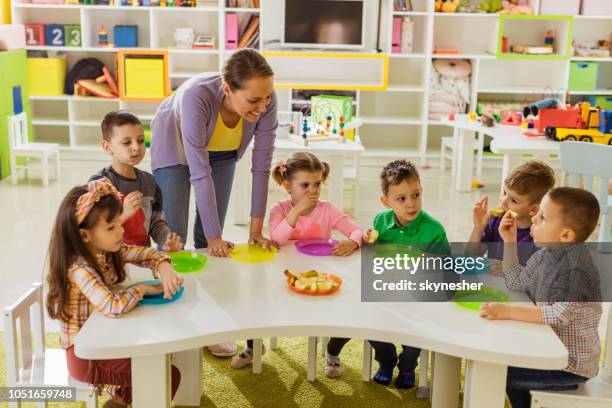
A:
[530,305,612,407]
[8,112,60,186]
[558,141,612,252]
[439,128,485,177]
[3,282,98,408]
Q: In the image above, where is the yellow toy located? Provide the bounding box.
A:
[468,112,477,122]
[435,0,443,12]
[441,0,459,13]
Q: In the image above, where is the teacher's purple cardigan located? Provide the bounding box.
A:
[150,73,277,239]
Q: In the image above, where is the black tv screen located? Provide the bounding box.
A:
[284,0,365,48]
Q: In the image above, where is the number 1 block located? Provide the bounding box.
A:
[64,25,81,47]
[45,24,65,46]
[25,24,45,46]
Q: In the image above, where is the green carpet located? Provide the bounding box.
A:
[0,333,512,408]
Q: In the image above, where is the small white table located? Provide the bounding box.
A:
[440,119,560,192]
[74,246,567,408]
[232,132,365,225]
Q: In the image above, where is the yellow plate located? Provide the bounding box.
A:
[229,243,278,263]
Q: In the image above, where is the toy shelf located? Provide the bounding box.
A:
[497,14,573,60]
[478,59,568,92]
[433,14,498,56]
[150,8,218,49]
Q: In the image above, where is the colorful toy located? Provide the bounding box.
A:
[441,0,459,13]
[523,98,560,118]
[311,95,355,140]
[64,25,81,47]
[477,0,504,13]
[114,25,138,48]
[543,103,611,144]
[501,112,522,126]
[98,25,109,47]
[471,180,484,189]
[24,24,45,46]
[44,24,65,46]
[468,112,477,122]
[544,30,554,49]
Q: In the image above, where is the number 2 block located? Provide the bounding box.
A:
[45,24,65,46]
[64,25,81,47]
[25,24,45,46]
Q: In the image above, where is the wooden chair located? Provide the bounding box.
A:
[8,112,60,186]
[3,282,97,408]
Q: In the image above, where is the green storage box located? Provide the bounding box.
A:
[569,62,598,91]
[586,96,612,110]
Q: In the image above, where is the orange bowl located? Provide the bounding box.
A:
[287,274,343,296]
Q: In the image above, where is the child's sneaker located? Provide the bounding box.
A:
[208,341,237,357]
[373,366,393,386]
[324,350,343,378]
[230,344,267,369]
[395,371,416,389]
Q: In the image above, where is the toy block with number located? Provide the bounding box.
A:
[64,25,81,47]
[45,24,65,46]
[24,24,45,46]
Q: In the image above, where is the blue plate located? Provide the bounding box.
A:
[127,279,184,305]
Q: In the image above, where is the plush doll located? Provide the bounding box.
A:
[435,0,443,12]
[429,59,471,120]
[501,0,533,14]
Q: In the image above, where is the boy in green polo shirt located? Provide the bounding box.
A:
[368,159,448,388]
[324,160,449,385]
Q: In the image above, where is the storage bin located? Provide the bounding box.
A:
[124,57,165,98]
[586,96,612,110]
[540,0,580,15]
[569,62,598,91]
[581,0,612,16]
[26,57,66,96]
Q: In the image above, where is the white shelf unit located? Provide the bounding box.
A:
[11,0,612,163]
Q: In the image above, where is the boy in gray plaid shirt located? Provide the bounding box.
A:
[480,187,603,408]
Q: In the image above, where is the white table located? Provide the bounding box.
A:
[74,246,567,408]
[232,133,365,225]
[440,119,560,192]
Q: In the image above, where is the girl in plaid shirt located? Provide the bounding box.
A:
[480,187,603,408]
[46,179,184,408]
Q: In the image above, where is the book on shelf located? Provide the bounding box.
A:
[238,15,259,48]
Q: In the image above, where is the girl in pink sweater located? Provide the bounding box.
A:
[268,152,363,256]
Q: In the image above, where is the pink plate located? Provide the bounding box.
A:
[295,239,339,256]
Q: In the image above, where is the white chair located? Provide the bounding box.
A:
[530,306,612,408]
[559,142,612,251]
[440,129,485,177]
[8,112,60,186]
[3,282,97,408]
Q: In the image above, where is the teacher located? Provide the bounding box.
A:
[151,49,277,257]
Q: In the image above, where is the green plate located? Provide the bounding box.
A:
[452,285,509,311]
[167,251,207,273]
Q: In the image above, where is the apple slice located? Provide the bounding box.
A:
[366,230,379,243]
[317,281,333,291]
[507,210,518,218]
[490,208,505,217]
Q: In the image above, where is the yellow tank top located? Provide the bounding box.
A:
[208,112,243,152]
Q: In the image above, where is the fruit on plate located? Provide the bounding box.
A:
[284,269,339,293]
[490,208,518,218]
[366,229,379,243]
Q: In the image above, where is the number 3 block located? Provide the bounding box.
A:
[25,24,45,46]
[45,24,65,46]
[64,25,81,47]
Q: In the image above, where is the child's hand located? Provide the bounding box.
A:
[156,261,184,299]
[331,239,359,257]
[363,229,379,243]
[488,259,503,276]
[294,192,318,216]
[122,191,143,220]
[162,232,183,252]
[480,302,511,320]
[208,237,235,257]
[138,283,164,297]
[473,195,491,231]
[498,211,518,242]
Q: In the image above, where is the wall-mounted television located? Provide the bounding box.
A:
[282,0,366,50]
